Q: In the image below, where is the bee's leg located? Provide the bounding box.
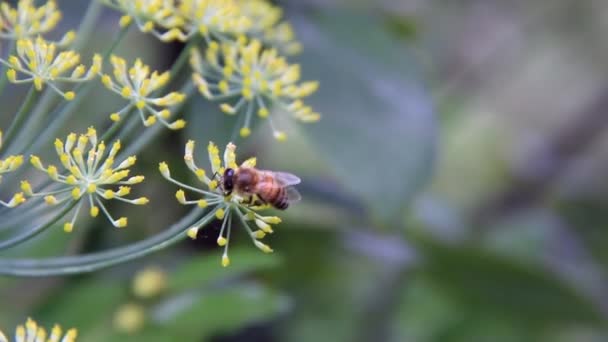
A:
[248,195,265,208]
[243,195,254,206]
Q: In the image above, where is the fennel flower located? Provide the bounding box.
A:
[160,141,286,266]
[1,36,101,100]
[100,55,186,129]
[176,0,251,42]
[100,0,184,42]
[237,0,302,55]
[190,39,319,140]
[0,317,77,342]
[0,0,75,44]
[26,127,148,232]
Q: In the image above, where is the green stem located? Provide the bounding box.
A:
[169,37,201,80]
[98,119,126,142]
[0,43,16,96]
[72,1,105,52]
[0,208,208,276]
[0,201,76,251]
[0,200,56,232]
[3,87,39,153]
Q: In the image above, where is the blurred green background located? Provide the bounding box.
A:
[2,0,608,341]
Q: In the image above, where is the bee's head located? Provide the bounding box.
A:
[222,168,235,193]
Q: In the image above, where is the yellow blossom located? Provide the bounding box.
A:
[0,0,74,43]
[27,127,148,231]
[237,0,302,55]
[160,141,301,265]
[0,317,78,342]
[176,0,251,42]
[101,0,184,42]
[0,36,100,98]
[132,266,167,299]
[191,39,320,140]
[100,55,186,129]
[113,303,145,334]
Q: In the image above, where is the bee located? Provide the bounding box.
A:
[221,167,301,210]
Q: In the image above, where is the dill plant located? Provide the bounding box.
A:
[0,0,318,279]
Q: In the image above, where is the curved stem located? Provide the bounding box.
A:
[3,87,39,153]
[0,200,56,232]
[0,201,76,251]
[0,208,209,276]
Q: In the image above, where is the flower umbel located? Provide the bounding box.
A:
[101,0,184,42]
[176,0,251,42]
[237,0,302,55]
[0,317,77,342]
[27,127,148,232]
[160,141,284,266]
[1,36,101,99]
[132,266,167,299]
[0,130,25,208]
[0,0,74,42]
[101,55,186,129]
[191,39,320,140]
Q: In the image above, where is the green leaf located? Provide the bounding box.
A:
[157,283,287,340]
[415,238,606,327]
[169,248,281,293]
[36,279,127,333]
[293,10,436,225]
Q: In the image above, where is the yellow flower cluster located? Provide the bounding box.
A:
[100,55,186,129]
[0,130,25,208]
[103,0,319,139]
[175,0,251,42]
[102,0,301,50]
[0,317,77,342]
[0,0,74,42]
[191,39,320,140]
[101,0,184,42]
[159,141,282,266]
[237,0,301,55]
[26,128,148,232]
[0,36,101,99]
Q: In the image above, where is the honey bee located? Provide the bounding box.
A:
[221,167,301,210]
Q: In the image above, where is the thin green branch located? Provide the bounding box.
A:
[0,199,56,232]
[3,87,39,153]
[0,208,209,276]
[72,1,105,52]
[0,201,76,251]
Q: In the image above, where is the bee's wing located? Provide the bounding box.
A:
[285,186,302,203]
[270,171,301,186]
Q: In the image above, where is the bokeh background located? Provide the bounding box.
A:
[2,0,608,341]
